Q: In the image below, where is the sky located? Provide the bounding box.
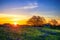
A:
[0,0,60,24]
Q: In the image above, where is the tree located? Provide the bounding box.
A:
[27,16,46,27]
[49,19,58,26]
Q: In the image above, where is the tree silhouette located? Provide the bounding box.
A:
[27,16,46,27]
[49,19,58,26]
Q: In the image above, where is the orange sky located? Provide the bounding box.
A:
[0,14,60,25]
[0,14,29,25]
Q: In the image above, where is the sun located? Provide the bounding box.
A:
[14,22,18,25]
[14,22,17,25]
[12,17,19,25]
[12,22,18,28]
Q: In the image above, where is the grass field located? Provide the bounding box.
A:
[0,26,60,40]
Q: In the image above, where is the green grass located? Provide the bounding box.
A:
[42,27,60,32]
[0,26,60,40]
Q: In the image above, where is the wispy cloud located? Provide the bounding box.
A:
[12,2,38,10]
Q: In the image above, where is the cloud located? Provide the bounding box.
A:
[1,2,38,16]
[12,2,38,10]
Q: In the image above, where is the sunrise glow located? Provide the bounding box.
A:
[0,0,60,25]
[0,0,60,40]
[0,14,60,25]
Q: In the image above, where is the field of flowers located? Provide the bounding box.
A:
[0,26,60,40]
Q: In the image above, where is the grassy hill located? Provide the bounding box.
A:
[0,26,60,40]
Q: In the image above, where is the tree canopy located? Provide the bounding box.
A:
[27,16,46,26]
[49,19,58,26]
